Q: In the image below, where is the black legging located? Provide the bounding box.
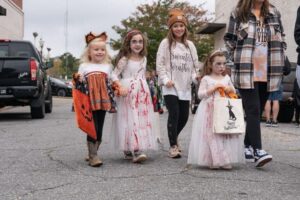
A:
[295,106,300,124]
[87,110,106,143]
[164,95,190,147]
[239,82,269,149]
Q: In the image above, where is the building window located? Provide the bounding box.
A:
[0,6,7,16]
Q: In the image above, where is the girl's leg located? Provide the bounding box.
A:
[164,95,180,147]
[86,110,106,167]
[176,100,190,151]
[177,100,190,136]
[164,95,181,158]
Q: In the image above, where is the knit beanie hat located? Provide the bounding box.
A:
[167,8,188,28]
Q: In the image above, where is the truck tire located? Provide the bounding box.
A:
[277,101,294,123]
[31,90,45,119]
[45,83,53,113]
[57,89,66,97]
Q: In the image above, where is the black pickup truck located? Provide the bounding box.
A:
[0,39,52,118]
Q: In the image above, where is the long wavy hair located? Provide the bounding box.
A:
[235,0,270,23]
[201,50,226,77]
[167,23,189,49]
[80,38,111,64]
[115,30,148,65]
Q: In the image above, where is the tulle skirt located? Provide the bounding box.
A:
[187,98,245,167]
[112,78,158,152]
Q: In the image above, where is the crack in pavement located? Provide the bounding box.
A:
[182,171,300,185]
[19,182,73,199]
[46,150,77,171]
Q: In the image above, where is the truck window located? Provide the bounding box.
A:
[0,45,8,57]
[9,43,34,58]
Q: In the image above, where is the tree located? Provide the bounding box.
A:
[47,53,80,79]
[111,0,214,70]
[59,53,80,79]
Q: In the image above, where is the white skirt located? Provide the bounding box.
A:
[188,98,245,167]
[112,78,158,152]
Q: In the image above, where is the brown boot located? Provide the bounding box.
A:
[87,141,103,167]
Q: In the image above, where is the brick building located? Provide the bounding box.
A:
[0,0,23,39]
[199,0,298,63]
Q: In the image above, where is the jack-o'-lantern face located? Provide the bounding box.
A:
[80,104,93,122]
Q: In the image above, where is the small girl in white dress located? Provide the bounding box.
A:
[111,30,158,163]
[187,50,244,169]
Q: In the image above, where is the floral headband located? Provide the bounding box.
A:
[85,32,107,45]
[125,29,142,39]
[210,48,226,57]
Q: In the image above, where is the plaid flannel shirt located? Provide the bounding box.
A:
[224,5,286,92]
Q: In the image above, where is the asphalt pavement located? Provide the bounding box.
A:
[0,97,299,200]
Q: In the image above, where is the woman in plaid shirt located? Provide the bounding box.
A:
[224,0,286,168]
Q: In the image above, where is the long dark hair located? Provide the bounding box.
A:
[235,0,270,23]
[115,30,148,65]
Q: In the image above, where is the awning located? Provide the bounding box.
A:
[198,23,226,34]
[0,6,6,16]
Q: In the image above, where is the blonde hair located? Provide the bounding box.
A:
[201,50,225,77]
[80,38,111,64]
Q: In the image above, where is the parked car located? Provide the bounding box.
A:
[49,77,72,97]
[277,65,297,123]
[0,39,52,119]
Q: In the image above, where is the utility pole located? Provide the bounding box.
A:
[64,0,69,80]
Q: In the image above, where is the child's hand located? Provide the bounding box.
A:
[119,87,128,97]
[288,97,294,101]
[166,80,174,88]
[78,74,84,83]
[214,83,225,91]
[224,86,233,93]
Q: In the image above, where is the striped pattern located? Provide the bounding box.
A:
[224,5,286,92]
[86,72,111,111]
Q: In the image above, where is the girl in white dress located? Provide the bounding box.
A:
[187,50,244,169]
[111,30,158,163]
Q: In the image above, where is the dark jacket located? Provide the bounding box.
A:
[295,7,300,65]
[292,79,300,107]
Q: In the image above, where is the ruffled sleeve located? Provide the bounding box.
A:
[111,57,127,82]
[198,76,210,99]
[156,39,170,85]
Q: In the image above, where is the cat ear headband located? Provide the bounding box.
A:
[85,32,107,45]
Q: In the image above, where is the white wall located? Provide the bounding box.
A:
[0,0,24,39]
[214,0,298,63]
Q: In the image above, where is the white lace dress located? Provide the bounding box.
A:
[111,57,158,152]
[187,75,245,167]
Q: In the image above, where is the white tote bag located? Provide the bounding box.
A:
[213,97,245,134]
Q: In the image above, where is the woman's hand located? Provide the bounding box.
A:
[165,80,174,88]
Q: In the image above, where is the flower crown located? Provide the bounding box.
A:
[85,32,107,45]
[125,29,142,39]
